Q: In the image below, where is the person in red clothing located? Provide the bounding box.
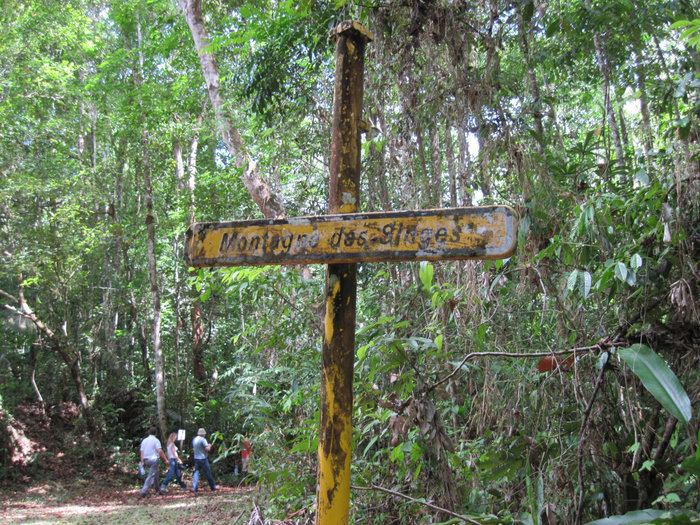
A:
[241,435,252,474]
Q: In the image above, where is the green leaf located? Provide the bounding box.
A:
[357,344,369,362]
[634,168,649,186]
[289,436,317,453]
[580,271,592,299]
[390,444,404,463]
[618,344,692,424]
[596,265,615,291]
[585,509,699,524]
[681,456,700,476]
[670,20,693,30]
[434,334,443,352]
[681,25,700,39]
[596,351,609,370]
[567,269,579,292]
[614,262,628,283]
[419,261,434,293]
[630,254,643,270]
[640,459,655,471]
[652,492,680,505]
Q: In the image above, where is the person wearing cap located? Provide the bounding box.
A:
[191,427,217,492]
[139,426,168,497]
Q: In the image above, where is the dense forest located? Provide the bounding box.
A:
[1,0,699,523]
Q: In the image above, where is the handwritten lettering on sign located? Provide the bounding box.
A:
[185,206,517,267]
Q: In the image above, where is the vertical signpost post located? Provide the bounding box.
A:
[316,20,371,525]
[184,20,517,525]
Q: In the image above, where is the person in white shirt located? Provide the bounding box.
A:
[139,426,168,497]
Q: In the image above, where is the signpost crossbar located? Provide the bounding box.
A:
[186,206,516,267]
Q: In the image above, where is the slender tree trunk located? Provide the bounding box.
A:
[590,26,625,167]
[636,65,654,156]
[143,130,166,438]
[537,63,567,154]
[192,302,206,392]
[457,124,472,206]
[517,7,544,156]
[616,89,630,152]
[29,345,45,416]
[136,17,167,438]
[172,136,187,408]
[174,137,184,190]
[445,117,457,208]
[187,113,202,225]
[415,121,430,206]
[375,106,392,210]
[178,0,284,219]
[182,115,207,396]
[430,125,442,207]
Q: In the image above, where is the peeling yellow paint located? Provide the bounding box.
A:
[324,276,340,343]
[317,368,352,525]
[185,206,517,267]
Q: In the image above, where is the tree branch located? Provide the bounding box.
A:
[178,0,285,219]
[425,341,611,395]
[574,360,608,525]
[0,287,18,304]
[352,484,483,524]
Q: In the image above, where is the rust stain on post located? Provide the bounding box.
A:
[317,20,371,525]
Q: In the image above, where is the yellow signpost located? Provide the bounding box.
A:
[185,206,517,267]
[183,20,517,525]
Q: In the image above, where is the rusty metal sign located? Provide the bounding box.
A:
[185,206,517,267]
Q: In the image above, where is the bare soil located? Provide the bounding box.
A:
[0,481,255,524]
[0,402,256,524]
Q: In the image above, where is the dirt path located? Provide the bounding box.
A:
[0,483,255,524]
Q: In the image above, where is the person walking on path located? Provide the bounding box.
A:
[191,427,217,492]
[160,432,187,492]
[139,426,168,497]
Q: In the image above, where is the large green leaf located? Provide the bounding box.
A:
[586,509,699,524]
[618,344,692,424]
[419,261,434,293]
[682,456,700,477]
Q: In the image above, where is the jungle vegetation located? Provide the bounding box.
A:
[1,0,699,523]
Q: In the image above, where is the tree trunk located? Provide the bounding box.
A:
[429,124,442,207]
[136,17,167,438]
[636,65,654,156]
[415,121,429,206]
[178,0,285,219]
[590,24,625,167]
[143,135,167,437]
[28,345,45,415]
[517,7,544,156]
[181,115,208,398]
[457,123,473,206]
[191,301,206,393]
[3,282,96,434]
[445,117,457,208]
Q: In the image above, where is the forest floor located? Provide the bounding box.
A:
[0,402,261,524]
[0,481,256,524]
